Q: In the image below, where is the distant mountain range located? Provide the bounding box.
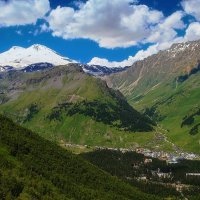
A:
[0,44,128,75]
[82,64,129,76]
[0,40,200,154]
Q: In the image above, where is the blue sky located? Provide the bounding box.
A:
[0,0,200,67]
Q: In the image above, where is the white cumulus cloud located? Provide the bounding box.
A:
[88,40,182,68]
[47,0,164,48]
[184,22,200,41]
[146,11,185,44]
[181,0,200,21]
[88,11,185,68]
[0,0,50,27]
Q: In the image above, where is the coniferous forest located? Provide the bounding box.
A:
[0,115,159,200]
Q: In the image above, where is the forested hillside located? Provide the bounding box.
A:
[82,149,200,200]
[0,115,158,200]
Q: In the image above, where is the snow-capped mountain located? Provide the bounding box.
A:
[0,44,129,75]
[21,63,54,73]
[0,66,15,72]
[82,64,129,76]
[0,44,76,72]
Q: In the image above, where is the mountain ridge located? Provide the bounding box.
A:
[0,63,154,149]
[0,44,129,75]
[105,39,200,153]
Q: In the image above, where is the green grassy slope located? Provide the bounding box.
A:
[135,73,200,153]
[112,69,200,153]
[106,41,200,153]
[119,73,200,153]
[0,64,154,149]
[0,115,159,200]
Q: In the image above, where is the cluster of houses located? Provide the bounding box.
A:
[61,140,200,164]
[63,141,200,164]
[135,148,200,164]
[93,146,200,164]
[63,143,200,182]
[94,145,200,165]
